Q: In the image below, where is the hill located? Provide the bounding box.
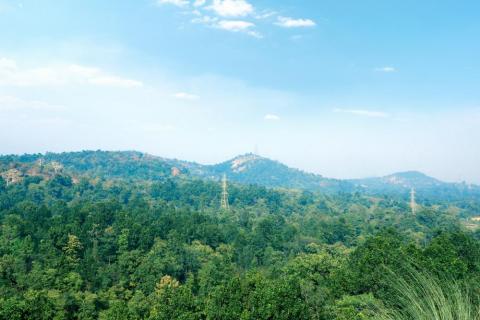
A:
[1,150,480,319]
[1,150,479,202]
[350,171,480,201]
[0,151,175,183]
[0,151,353,193]
[184,153,353,193]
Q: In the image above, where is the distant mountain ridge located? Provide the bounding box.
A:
[350,171,480,201]
[1,150,479,200]
[181,153,352,193]
[350,171,443,189]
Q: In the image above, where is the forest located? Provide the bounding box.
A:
[1,152,480,319]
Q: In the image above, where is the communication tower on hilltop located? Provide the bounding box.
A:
[221,174,230,210]
[410,188,417,214]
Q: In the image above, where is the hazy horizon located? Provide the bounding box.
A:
[0,148,476,185]
[1,0,479,183]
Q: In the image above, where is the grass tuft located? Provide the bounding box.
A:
[375,269,480,320]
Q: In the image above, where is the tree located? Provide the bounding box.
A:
[149,276,199,320]
[327,294,381,320]
[0,176,6,192]
[63,234,83,269]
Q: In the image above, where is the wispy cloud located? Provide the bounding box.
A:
[264,114,280,121]
[0,57,17,69]
[375,66,396,73]
[193,0,206,6]
[215,20,261,37]
[157,0,315,38]
[255,10,277,20]
[88,76,142,87]
[192,15,261,37]
[209,0,254,17]
[0,58,143,88]
[333,108,390,118]
[275,16,316,28]
[216,19,253,31]
[192,15,219,24]
[0,95,65,111]
[156,0,189,7]
[173,92,200,100]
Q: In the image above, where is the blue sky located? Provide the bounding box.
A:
[1,0,479,183]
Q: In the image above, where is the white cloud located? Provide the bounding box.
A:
[0,95,65,111]
[191,15,219,25]
[156,0,316,38]
[154,0,317,38]
[0,57,17,69]
[333,108,389,118]
[68,64,99,77]
[215,20,261,37]
[156,0,189,7]
[193,0,206,6]
[276,16,316,28]
[0,58,143,88]
[375,66,396,73]
[174,92,200,100]
[264,114,280,121]
[216,20,253,31]
[255,10,277,20]
[209,0,254,17]
[192,15,261,37]
[88,76,143,88]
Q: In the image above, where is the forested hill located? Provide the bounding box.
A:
[1,150,479,202]
[1,150,480,318]
[0,151,351,193]
[350,171,480,201]
[0,151,174,182]
[188,153,352,193]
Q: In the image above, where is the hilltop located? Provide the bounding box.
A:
[350,171,480,201]
[184,153,352,193]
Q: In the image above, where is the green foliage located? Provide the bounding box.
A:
[422,231,480,279]
[0,152,479,319]
[328,294,382,320]
[63,234,84,268]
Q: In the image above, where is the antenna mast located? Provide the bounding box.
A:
[410,188,417,214]
[221,174,230,210]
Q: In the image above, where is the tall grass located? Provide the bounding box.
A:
[375,269,480,320]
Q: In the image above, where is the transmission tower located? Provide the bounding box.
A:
[410,188,417,214]
[51,161,63,174]
[221,174,229,210]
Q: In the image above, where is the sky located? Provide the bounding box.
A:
[0,0,479,183]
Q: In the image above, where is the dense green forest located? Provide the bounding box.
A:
[4,151,478,202]
[1,151,480,319]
